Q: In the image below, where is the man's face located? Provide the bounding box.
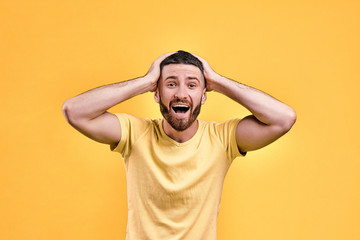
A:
[155,64,207,131]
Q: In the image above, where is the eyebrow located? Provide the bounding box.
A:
[165,76,200,82]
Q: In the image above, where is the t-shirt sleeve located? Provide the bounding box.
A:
[111,113,150,158]
[215,119,247,161]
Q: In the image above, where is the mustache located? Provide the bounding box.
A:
[169,98,192,108]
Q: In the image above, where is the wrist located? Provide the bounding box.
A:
[141,75,158,92]
[206,73,225,92]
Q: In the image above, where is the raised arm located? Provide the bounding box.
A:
[62,53,173,149]
[194,54,297,153]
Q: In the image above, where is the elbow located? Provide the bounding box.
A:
[62,100,89,128]
[62,100,75,124]
[281,108,297,132]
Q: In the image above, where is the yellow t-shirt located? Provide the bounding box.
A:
[112,113,245,240]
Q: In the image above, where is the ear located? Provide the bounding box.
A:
[201,88,207,104]
[154,89,160,103]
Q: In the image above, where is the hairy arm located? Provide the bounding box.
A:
[62,53,173,149]
[194,54,297,153]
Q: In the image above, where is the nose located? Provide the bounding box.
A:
[174,84,188,99]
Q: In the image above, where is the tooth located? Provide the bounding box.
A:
[173,105,188,107]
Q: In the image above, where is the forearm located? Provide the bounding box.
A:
[63,76,152,121]
[211,75,296,128]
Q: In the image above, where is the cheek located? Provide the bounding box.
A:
[193,91,205,101]
[158,91,171,105]
[159,88,175,101]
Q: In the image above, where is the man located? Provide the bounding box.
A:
[62,50,296,239]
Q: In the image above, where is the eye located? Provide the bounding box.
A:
[188,83,197,88]
[167,82,176,87]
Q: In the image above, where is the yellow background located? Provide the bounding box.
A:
[1,0,359,239]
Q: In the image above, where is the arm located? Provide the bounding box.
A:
[194,54,297,153]
[62,53,173,149]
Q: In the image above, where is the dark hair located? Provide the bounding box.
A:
[160,50,206,87]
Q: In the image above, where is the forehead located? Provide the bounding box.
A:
[161,64,203,79]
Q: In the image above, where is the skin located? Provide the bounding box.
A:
[154,64,207,142]
[62,52,296,153]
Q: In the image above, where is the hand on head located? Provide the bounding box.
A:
[144,52,175,92]
[190,53,220,92]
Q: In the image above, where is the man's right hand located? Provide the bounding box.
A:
[143,52,174,92]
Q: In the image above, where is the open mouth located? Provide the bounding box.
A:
[171,104,190,114]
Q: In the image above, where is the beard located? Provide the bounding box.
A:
[159,96,202,132]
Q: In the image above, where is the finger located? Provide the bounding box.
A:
[191,52,207,63]
[156,52,176,62]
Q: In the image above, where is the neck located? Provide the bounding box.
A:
[162,119,199,143]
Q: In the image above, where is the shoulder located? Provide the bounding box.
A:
[199,118,241,134]
[113,113,152,126]
[199,118,245,159]
[199,118,242,147]
[113,113,154,138]
[111,113,155,153]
